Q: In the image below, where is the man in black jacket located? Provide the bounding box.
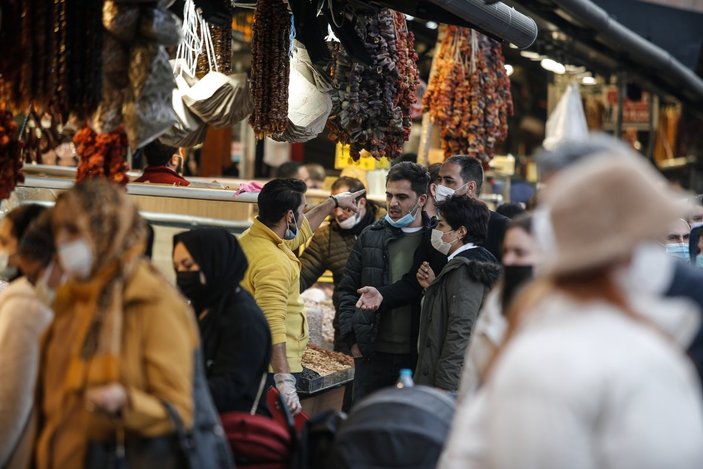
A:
[435,155,509,260]
[337,162,445,404]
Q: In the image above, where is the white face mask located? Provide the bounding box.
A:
[35,262,57,306]
[58,239,93,280]
[0,251,9,273]
[435,182,469,202]
[337,214,360,230]
[431,228,459,255]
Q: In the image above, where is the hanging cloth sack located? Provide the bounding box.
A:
[180,10,252,128]
[272,41,332,143]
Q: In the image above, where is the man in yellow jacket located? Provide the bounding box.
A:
[239,178,363,414]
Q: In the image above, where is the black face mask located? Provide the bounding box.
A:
[176,271,208,312]
[501,265,534,313]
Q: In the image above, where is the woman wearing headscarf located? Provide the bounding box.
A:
[36,179,199,469]
[439,153,703,468]
[0,207,54,468]
[173,228,272,413]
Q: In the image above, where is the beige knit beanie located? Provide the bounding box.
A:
[535,151,685,276]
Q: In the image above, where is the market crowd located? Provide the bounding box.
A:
[1,134,703,468]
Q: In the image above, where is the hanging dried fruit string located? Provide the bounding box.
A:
[423,25,513,164]
[249,0,291,139]
[0,109,25,200]
[74,126,129,186]
[327,10,419,160]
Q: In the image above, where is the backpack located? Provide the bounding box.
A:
[291,410,346,469]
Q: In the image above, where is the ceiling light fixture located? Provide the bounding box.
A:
[540,58,566,74]
[426,21,439,30]
[504,64,514,76]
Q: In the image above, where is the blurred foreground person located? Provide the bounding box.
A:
[536,135,703,386]
[173,229,271,413]
[0,208,55,468]
[459,215,540,396]
[37,180,199,469]
[414,195,500,390]
[440,154,703,469]
[0,204,47,281]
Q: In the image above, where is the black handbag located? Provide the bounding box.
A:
[85,428,187,469]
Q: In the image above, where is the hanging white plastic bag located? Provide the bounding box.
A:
[178,7,252,128]
[272,41,332,143]
[543,83,588,150]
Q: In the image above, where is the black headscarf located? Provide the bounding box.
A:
[173,228,248,312]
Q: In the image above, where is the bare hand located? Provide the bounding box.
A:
[356,286,383,312]
[333,189,366,213]
[86,383,127,415]
[351,343,363,358]
[416,261,435,289]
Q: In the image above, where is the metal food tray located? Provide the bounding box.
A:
[297,366,355,395]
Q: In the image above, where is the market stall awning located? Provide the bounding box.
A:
[508,0,703,108]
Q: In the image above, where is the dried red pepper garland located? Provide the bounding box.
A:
[74,126,129,186]
[0,110,25,200]
[423,26,513,164]
[327,10,419,160]
[249,0,291,139]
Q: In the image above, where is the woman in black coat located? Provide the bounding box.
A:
[173,228,271,413]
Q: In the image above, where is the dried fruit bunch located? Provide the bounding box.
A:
[249,0,291,139]
[423,26,513,164]
[327,10,419,160]
[0,110,25,200]
[74,126,129,186]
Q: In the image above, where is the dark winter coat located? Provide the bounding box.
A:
[482,210,509,262]
[299,202,385,312]
[173,229,272,413]
[414,247,501,391]
[337,213,446,357]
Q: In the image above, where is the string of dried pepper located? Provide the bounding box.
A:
[74,126,129,186]
[423,25,513,164]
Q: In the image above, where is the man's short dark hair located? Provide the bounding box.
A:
[496,202,526,220]
[144,141,177,167]
[386,162,429,196]
[332,176,366,195]
[276,162,302,179]
[445,155,484,194]
[436,195,489,244]
[428,163,442,185]
[258,178,307,226]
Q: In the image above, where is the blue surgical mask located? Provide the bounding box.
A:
[385,200,421,229]
[665,243,689,261]
[696,255,703,268]
[283,212,299,240]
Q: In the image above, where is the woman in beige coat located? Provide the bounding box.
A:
[36,180,199,469]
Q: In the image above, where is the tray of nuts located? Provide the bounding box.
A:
[297,344,355,395]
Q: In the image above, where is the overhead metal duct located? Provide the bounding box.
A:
[429,0,538,48]
[371,0,539,49]
[552,0,703,103]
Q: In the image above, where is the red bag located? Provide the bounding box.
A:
[220,411,291,465]
[220,376,299,468]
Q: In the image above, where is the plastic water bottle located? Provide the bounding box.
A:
[396,368,414,389]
